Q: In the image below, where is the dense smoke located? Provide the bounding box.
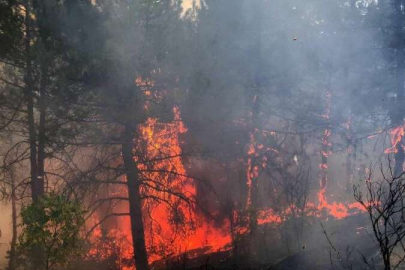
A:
[0,0,404,269]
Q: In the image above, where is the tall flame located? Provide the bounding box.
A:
[318,92,332,210]
[109,106,231,267]
[316,92,364,219]
[384,122,405,154]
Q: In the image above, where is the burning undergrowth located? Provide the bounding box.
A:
[86,100,370,269]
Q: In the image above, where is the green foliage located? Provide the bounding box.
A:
[17,193,85,270]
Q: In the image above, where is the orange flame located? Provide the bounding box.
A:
[90,106,232,267]
[87,87,369,267]
[385,122,405,154]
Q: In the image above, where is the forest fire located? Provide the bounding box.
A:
[88,106,232,268]
[87,89,368,267]
[3,1,405,269]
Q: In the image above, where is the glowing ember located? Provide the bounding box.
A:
[257,209,282,225]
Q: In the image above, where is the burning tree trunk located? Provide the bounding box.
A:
[391,0,405,177]
[318,92,332,210]
[121,127,150,270]
[392,53,404,177]
[245,0,264,236]
[345,116,356,193]
[344,0,358,194]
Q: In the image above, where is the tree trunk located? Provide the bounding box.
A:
[393,48,404,176]
[246,0,264,236]
[121,127,150,270]
[393,0,405,177]
[7,164,17,270]
[24,4,47,268]
[383,253,391,270]
[24,0,39,203]
[37,66,47,198]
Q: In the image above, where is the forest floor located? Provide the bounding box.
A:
[153,214,379,270]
